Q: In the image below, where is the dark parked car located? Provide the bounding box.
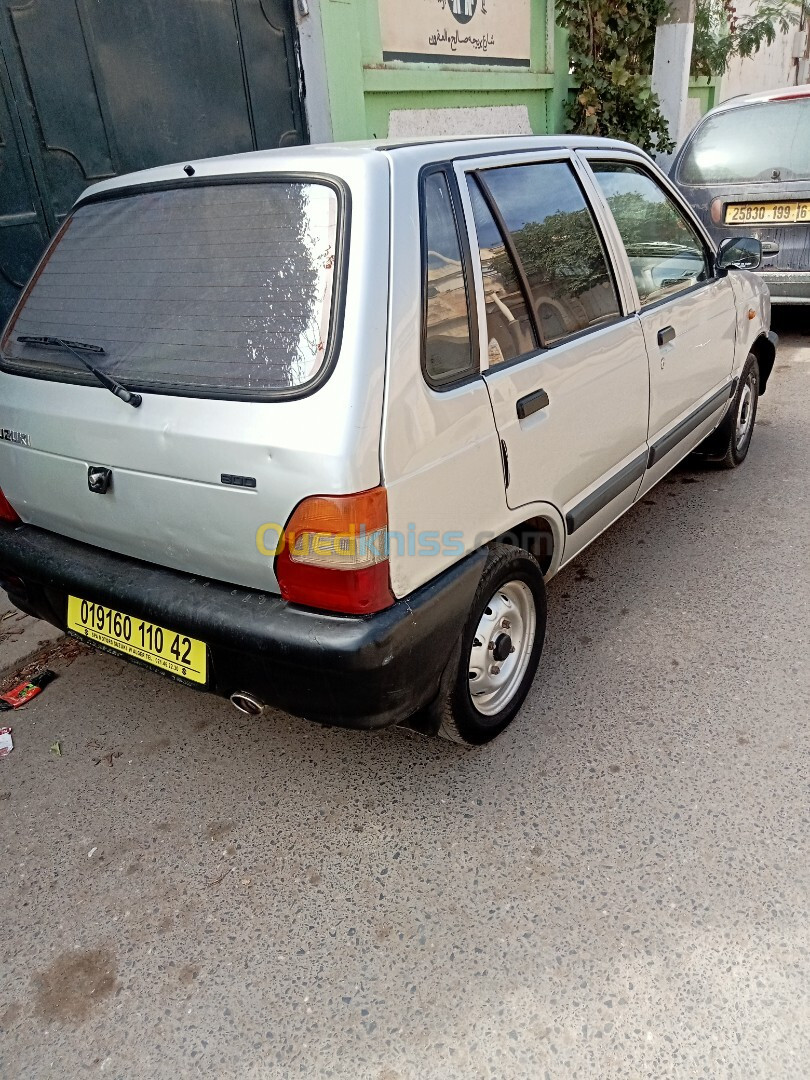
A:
[671,86,810,305]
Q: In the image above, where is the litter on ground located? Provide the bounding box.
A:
[0,669,57,711]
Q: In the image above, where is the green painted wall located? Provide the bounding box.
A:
[318,0,564,140]
[687,77,721,116]
[315,3,716,143]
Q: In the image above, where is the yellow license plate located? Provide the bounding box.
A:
[725,201,810,225]
[67,596,207,684]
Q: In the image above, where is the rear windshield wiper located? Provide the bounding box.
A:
[15,335,142,408]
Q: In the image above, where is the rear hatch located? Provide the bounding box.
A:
[0,173,368,594]
[674,94,810,275]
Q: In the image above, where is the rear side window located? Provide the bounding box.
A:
[2,181,342,397]
[591,163,708,307]
[422,171,476,386]
[678,97,810,186]
[468,161,621,362]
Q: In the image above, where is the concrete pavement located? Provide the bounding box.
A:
[1,313,808,1079]
[0,594,63,680]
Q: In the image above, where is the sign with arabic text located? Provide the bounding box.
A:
[379,0,530,67]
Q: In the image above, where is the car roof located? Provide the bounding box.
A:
[701,84,810,115]
[77,135,651,205]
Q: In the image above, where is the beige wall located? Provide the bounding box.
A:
[719,1,798,101]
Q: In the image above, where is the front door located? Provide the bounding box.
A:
[457,155,651,558]
[588,159,738,483]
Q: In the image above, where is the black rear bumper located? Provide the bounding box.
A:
[0,524,486,730]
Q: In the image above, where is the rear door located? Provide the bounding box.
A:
[587,156,737,488]
[455,152,650,558]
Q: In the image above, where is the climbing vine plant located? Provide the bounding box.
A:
[557,0,675,155]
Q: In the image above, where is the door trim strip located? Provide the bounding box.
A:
[566,450,648,534]
[647,381,734,468]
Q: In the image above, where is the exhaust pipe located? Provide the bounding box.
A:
[229,691,265,716]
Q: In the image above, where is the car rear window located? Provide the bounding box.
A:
[1,180,342,398]
[678,97,810,186]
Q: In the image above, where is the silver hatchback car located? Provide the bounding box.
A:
[0,136,777,744]
[672,86,810,305]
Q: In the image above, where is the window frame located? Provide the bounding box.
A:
[419,162,481,392]
[468,171,541,357]
[454,151,629,373]
[580,151,720,314]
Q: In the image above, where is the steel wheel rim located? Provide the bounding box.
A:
[735,371,757,451]
[467,579,536,717]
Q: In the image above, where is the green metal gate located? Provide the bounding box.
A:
[0,0,306,324]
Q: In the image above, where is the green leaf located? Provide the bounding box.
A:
[560,0,673,152]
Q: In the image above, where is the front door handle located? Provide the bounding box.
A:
[516,388,550,420]
[658,325,676,347]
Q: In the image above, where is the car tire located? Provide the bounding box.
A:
[432,543,547,746]
[699,353,760,469]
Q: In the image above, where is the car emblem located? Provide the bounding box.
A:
[0,428,30,447]
[87,466,112,494]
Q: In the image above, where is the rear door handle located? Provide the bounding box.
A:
[658,325,676,347]
[516,388,550,420]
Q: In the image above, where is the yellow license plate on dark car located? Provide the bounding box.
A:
[67,596,207,684]
[725,201,810,225]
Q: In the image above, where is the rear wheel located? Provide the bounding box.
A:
[699,353,760,469]
[433,543,547,745]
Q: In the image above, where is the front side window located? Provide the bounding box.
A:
[2,181,341,397]
[469,161,621,362]
[422,171,476,386]
[591,163,709,307]
[677,97,810,186]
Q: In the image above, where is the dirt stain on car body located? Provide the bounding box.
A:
[32,948,117,1024]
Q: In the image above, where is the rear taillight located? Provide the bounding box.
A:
[710,197,724,225]
[275,486,394,615]
[0,487,20,523]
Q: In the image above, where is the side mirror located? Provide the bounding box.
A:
[716,236,762,273]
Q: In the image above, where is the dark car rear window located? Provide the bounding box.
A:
[678,97,810,186]
[2,180,343,398]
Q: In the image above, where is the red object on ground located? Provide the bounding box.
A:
[0,669,57,711]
